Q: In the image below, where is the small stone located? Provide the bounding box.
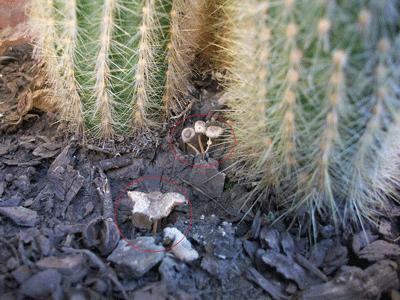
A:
[36,255,84,275]
[107,238,165,278]
[163,227,199,262]
[20,270,62,299]
[0,206,38,226]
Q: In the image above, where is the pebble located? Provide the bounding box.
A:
[107,237,165,278]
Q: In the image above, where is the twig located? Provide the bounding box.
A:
[94,167,114,220]
[86,144,116,155]
[295,254,329,283]
[170,98,196,120]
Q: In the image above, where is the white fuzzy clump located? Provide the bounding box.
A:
[163,227,199,262]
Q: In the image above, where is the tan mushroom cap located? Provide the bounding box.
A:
[194,120,206,134]
[127,191,186,223]
[181,127,196,143]
[205,125,224,139]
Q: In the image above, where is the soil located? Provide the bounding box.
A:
[0,45,400,300]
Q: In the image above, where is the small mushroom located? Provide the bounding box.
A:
[204,125,224,155]
[127,191,186,234]
[194,120,206,155]
[181,127,200,155]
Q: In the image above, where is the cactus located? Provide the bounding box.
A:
[224,0,400,232]
[28,0,199,139]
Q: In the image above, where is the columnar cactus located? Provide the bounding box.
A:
[224,0,400,232]
[28,0,199,138]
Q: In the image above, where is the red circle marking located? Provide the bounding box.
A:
[168,114,238,169]
[113,175,193,253]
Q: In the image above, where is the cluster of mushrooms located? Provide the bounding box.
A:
[181,120,224,158]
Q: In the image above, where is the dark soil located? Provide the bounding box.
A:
[0,45,399,300]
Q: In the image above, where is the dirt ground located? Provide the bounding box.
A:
[1,45,400,300]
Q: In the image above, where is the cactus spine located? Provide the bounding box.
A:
[224,0,400,231]
[29,0,198,139]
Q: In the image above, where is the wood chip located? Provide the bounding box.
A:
[358,240,400,261]
[299,260,399,300]
[261,251,322,290]
[245,267,288,300]
[0,206,38,226]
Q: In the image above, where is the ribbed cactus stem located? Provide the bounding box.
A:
[224,0,400,232]
[273,4,301,174]
[306,50,347,225]
[92,0,117,138]
[28,0,60,104]
[345,37,398,224]
[133,0,156,128]
[30,0,200,138]
[163,0,196,114]
[59,0,84,131]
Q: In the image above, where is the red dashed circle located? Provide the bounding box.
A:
[113,176,192,253]
[168,114,237,169]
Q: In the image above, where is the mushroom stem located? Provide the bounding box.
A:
[152,220,158,235]
[186,142,200,155]
[204,138,212,154]
[198,135,205,156]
